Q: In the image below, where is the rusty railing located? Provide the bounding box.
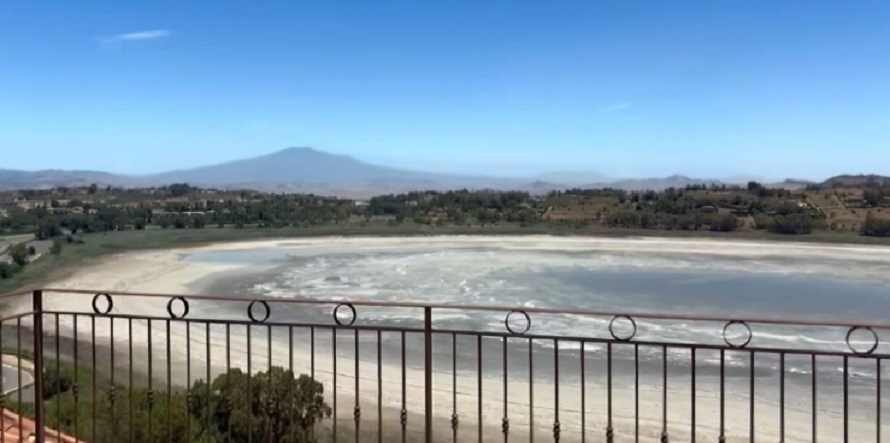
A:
[0,288,887,442]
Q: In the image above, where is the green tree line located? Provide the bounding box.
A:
[4,182,889,239]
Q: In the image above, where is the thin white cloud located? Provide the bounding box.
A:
[103,30,171,46]
[598,102,632,113]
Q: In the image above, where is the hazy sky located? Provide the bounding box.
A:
[2,1,888,180]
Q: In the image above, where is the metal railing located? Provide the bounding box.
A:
[0,288,887,442]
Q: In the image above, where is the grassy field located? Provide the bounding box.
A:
[2,222,890,295]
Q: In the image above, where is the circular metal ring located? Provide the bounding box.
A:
[247,300,271,323]
[333,303,357,326]
[609,315,637,341]
[722,320,753,348]
[846,326,879,355]
[504,310,531,335]
[166,296,190,320]
[91,293,113,315]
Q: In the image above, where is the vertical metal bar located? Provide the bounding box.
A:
[56,314,61,442]
[289,326,295,443]
[16,317,22,438]
[109,315,115,443]
[310,326,315,442]
[333,327,338,442]
[226,323,232,443]
[662,345,668,442]
[166,318,172,443]
[128,317,133,443]
[529,339,534,443]
[877,359,881,443]
[843,356,849,443]
[720,349,726,443]
[268,325,274,443]
[355,329,361,443]
[502,336,509,442]
[635,344,640,443]
[247,323,253,443]
[452,333,458,443]
[378,330,383,443]
[607,343,613,443]
[74,314,80,440]
[91,314,97,442]
[477,334,482,443]
[206,322,211,441]
[32,290,46,443]
[424,306,433,443]
[812,354,817,443]
[402,330,407,443]
[691,348,696,443]
[749,352,755,443]
[581,342,586,443]
[554,339,560,442]
[148,318,154,442]
[186,321,191,442]
[780,353,785,443]
[0,319,4,442]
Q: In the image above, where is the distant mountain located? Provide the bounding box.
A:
[146,147,423,185]
[0,169,132,190]
[143,147,550,193]
[766,178,816,190]
[1,147,865,198]
[536,171,609,185]
[583,175,725,191]
[0,148,560,197]
[821,174,890,187]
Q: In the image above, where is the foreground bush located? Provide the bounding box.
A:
[15,363,331,443]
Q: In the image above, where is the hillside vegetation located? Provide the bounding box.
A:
[2,178,890,291]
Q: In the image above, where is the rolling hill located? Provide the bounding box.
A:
[0,146,822,197]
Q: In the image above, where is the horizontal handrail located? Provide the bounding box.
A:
[37,287,890,330]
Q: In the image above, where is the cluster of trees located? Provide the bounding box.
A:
[744,181,796,198]
[862,214,890,237]
[863,188,890,207]
[160,194,355,229]
[0,204,142,234]
[4,182,890,240]
[10,189,544,231]
[0,242,38,280]
[368,190,539,225]
[603,210,743,231]
[755,213,820,235]
[0,235,79,280]
[18,364,332,443]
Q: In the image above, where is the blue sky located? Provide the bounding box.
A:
[1,1,888,180]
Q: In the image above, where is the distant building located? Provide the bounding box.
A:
[48,206,84,214]
[16,200,50,210]
[844,197,867,208]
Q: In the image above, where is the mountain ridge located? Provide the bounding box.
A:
[0,147,837,197]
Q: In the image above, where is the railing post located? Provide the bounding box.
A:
[424,306,433,442]
[32,289,45,443]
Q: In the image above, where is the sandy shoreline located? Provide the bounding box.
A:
[6,236,890,442]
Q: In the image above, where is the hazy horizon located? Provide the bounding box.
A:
[0,145,828,184]
[2,1,889,179]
